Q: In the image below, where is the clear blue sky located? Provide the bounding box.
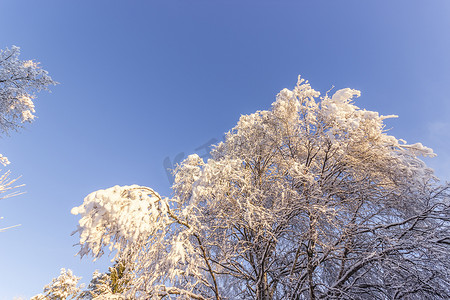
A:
[0,1,449,298]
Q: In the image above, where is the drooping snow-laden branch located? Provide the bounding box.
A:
[71,183,221,299]
[71,76,449,299]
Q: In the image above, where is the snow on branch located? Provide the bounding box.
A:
[68,75,450,299]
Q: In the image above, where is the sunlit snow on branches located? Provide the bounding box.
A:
[0,46,57,134]
[64,76,450,299]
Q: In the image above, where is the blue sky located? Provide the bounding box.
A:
[0,1,449,298]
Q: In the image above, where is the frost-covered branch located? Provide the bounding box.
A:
[0,46,57,134]
[0,45,57,232]
[31,269,83,300]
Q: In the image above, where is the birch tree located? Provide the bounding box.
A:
[71,76,449,299]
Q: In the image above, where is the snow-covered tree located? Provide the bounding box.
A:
[0,46,56,134]
[0,46,56,231]
[31,268,83,300]
[71,76,450,299]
